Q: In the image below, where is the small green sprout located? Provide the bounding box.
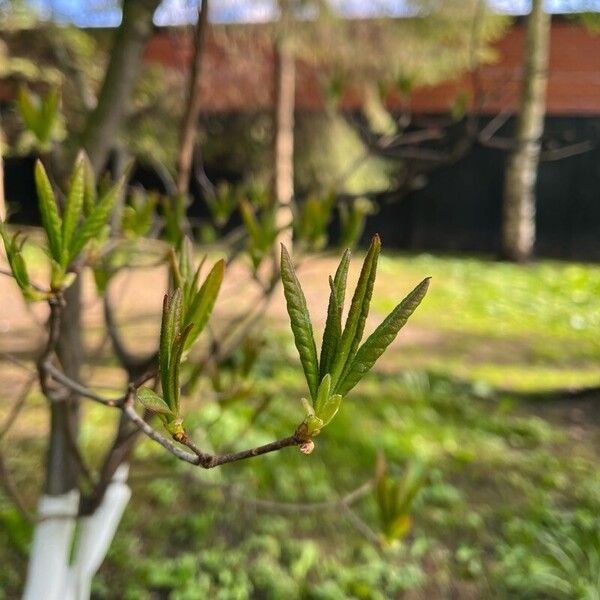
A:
[1,154,122,299]
[295,193,335,251]
[239,198,278,272]
[375,454,427,545]
[280,235,430,444]
[16,86,65,151]
[136,241,224,438]
[35,155,122,290]
[0,225,47,301]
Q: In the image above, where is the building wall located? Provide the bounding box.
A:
[143,19,600,116]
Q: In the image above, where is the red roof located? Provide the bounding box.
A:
[144,20,600,116]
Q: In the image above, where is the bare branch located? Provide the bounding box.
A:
[540,140,596,162]
[343,507,382,548]
[103,289,157,378]
[177,0,210,194]
[478,108,512,142]
[42,362,122,407]
[0,449,33,522]
[0,351,36,374]
[0,373,36,441]
[177,426,302,469]
[232,480,374,514]
[0,267,48,293]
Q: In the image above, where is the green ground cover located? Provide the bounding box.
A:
[1,253,599,598]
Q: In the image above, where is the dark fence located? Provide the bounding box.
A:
[4,115,600,261]
[361,115,600,260]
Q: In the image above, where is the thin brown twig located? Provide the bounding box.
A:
[0,266,49,294]
[0,449,33,522]
[0,351,36,374]
[42,362,123,407]
[343,506,382,548]
[231,479,374,514]
[0,373,36,441]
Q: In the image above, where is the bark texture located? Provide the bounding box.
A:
[81,0,161,177]
[0,124,5,222]
[176,0,210,195]
[45,0,161,496]
[273,36,296,249]
[501,0,551,262]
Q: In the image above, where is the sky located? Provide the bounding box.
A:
[23,0,600,28]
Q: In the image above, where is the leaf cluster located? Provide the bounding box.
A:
[161,194,188,248]
[240,198,278,273]
[338,197,376,249]
[294,193,335,252]
[281,235,429,439]
[206,182,241,228]
[375,455,427,545]
[0,154,121,299]
[136,241,224,437]
[34,155,122,290]
[15,86,65,151]
[0,225,45,301]
[122,189,159,240]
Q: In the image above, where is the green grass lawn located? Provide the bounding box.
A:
[1,252,600,599]
[374,253,600,391]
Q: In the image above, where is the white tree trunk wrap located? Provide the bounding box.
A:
[23,465,131,600]
[23,489,80,600]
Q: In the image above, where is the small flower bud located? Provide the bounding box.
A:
[299,440,315,455]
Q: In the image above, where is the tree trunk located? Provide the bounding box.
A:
[81,0,162,177]
[46,0,162,496]
[501,0,551,262]
[273,37,296,249]
[25,1,161,597]
[176,0,210,195]
[0,132,5,222]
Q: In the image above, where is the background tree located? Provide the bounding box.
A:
[5,1,163,597]
[501,0,551,262]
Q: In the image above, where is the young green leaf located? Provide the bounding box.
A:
[34,160,63,262]
[332,248,351,313]
[183,259,224,350]
[314,374,331,415]
[136,387,173,416]
[240,199,261,243]
[280,244,319,401]
[0,227,30,291]
[38,88,60,145]
[82,154,97,216]
[168,247,183,290]
[10,246,30,290]
[16,87,39,135]
[168,323,192,416]
[159,291,182,411]
[184,256,205,309]
[335,277,430,397]
[159,295,172,409]
[60,156,85,264]
[330,235,380,388]
[317,394,342,427]
[319,249,350,380]
[68,177,122,262]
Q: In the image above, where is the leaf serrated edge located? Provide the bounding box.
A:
[319,249,350,380]
[61,156,85,265]
[280,244,319,401]
[34,160,63,262]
